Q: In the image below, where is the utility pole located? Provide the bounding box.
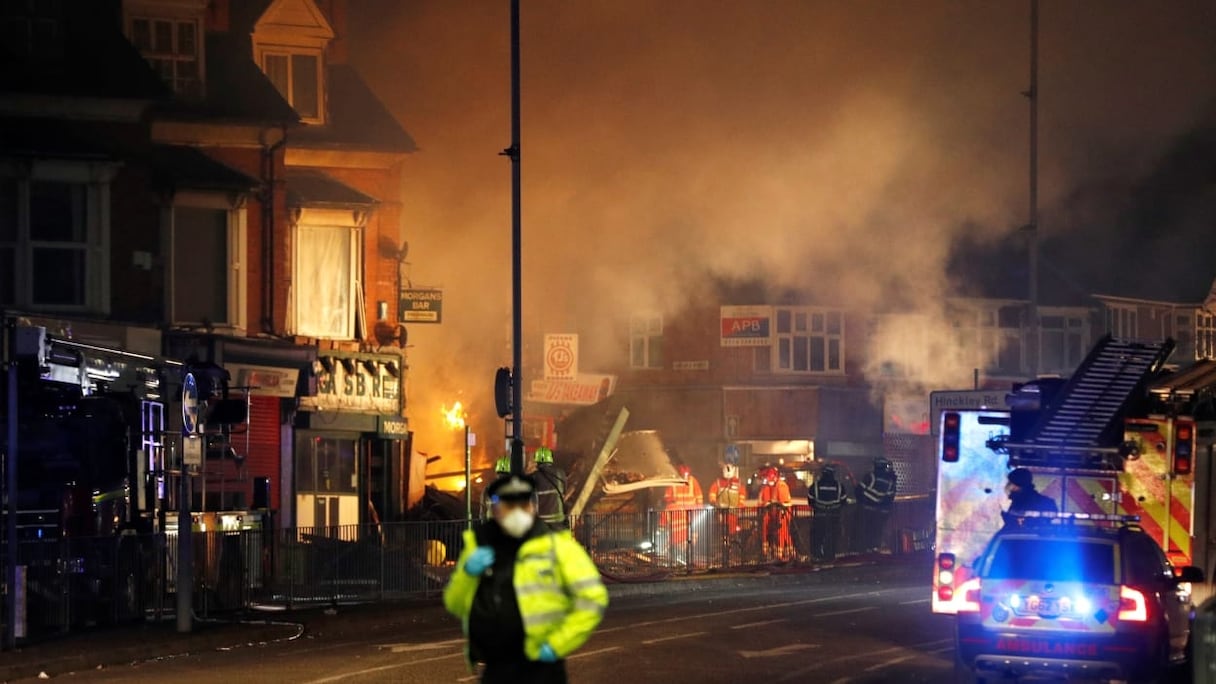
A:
[504,0,524,474]
[4,320,17,650]
[1026,0,1040,375]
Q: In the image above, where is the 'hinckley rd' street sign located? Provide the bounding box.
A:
[400,289,443,324]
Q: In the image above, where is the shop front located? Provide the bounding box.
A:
[295,350,408,536]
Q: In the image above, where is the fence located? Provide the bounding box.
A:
[2,495,933,642]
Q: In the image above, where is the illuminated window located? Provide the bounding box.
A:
[0,174,109,312]
[771,306,844,374]
[128,16,203,97]
[262,51,322,122]
[293,222,358,339]
[630,315,664,369]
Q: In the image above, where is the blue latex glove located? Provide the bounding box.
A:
[538,643,558,663]
[464,546,495,576]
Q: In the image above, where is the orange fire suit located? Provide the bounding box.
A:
[662,476,703,547]
[708,476,742,534]
[758,480,794,559]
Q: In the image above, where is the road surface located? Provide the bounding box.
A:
[27,566,957,683]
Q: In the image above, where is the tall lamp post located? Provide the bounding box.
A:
[443,403,473,527]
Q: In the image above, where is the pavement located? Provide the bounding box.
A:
[0,551,925,683]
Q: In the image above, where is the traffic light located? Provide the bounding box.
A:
[942,412,961,462]
[1174,420,1194,475]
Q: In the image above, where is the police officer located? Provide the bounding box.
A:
[809,463,845,562]
[856,457,897,553]
[532,447,567,529]
[1002,467,1057,527]
[445,474,608,683]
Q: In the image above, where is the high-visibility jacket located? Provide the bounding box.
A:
[664,476,703,509]
[444,528,608,669]
[858,471,897,510]
[758,480,792,507]
[811,477,844,513]
[708,477,741,508]
[534,464,568,525]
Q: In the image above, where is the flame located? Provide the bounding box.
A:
[442,401,466,430]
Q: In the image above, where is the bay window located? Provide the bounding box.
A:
[0,165,111,312]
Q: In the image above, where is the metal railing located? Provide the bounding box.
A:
[2,495,933,642]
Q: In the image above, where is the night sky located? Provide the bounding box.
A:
[347,1,1216,457]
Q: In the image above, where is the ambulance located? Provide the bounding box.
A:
[931,335,1216,613]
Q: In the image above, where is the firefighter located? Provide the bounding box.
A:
[1002,467,1057,527]
[481,457,512,519]
[532,447,567,529]
[757,466,794,560]
[708,463,743,546]
[856,457,897,553]
[809,463,845,562]
[661,463,703,564]
[445,474,608,683]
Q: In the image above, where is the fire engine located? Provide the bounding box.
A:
[932,335,1216,613]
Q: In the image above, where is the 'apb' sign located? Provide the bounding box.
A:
[400,289,443,324]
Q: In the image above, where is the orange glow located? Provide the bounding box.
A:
[442,401,466,430]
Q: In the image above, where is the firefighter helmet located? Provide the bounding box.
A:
[722,463,738,479]
[762,466,780,486]
[534,446,554,464]
[677,463,692,479]
[821,463,837,479]
[874,457,893,471]
[494,457,511,474]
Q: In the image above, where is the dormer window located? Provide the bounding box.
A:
[261,50,322,121]
[251,0,334,125]
[123,0,208,98]
[129,17,201,97]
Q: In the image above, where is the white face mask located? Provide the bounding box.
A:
[498,507,535,538]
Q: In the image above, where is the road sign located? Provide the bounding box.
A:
[182,436,202,467]
[928,389,1007,435]
[182,373,199,436]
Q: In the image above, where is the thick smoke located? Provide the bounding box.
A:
[349,1,1216,466]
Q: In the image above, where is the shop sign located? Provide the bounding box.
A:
[720,305,772,347]
[400,288,443,324]
[226,363,299,398]
[544,334,578,380]
[529,373,615,406]
[302,356,401,413]
[378,415,410,439]
[673,360,709,371]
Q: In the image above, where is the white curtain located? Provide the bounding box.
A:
[295,224,353,339]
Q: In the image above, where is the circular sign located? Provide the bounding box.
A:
[182,373,199,436]
[546,344,574,376]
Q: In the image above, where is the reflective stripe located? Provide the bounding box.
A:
[567,577,603,592]
[516,582,560,597]
[522,609,569,629]
[574,597,606,614]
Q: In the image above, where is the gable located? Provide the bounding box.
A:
[253,0,334,48]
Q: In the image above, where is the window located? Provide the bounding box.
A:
[1040,313,1086,374]
[1198,312,1216,360]
[984,538,1115,585]
[294,222,357,339]
[167,196,246,330]
[771,306,844,374]
[1106,305,1138,339]
[0,173,108,312]
[262,51,322,122]
[296,436,357,494]
[128,16,202,97]
[0,0,62,60]
[630,315,663,369]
